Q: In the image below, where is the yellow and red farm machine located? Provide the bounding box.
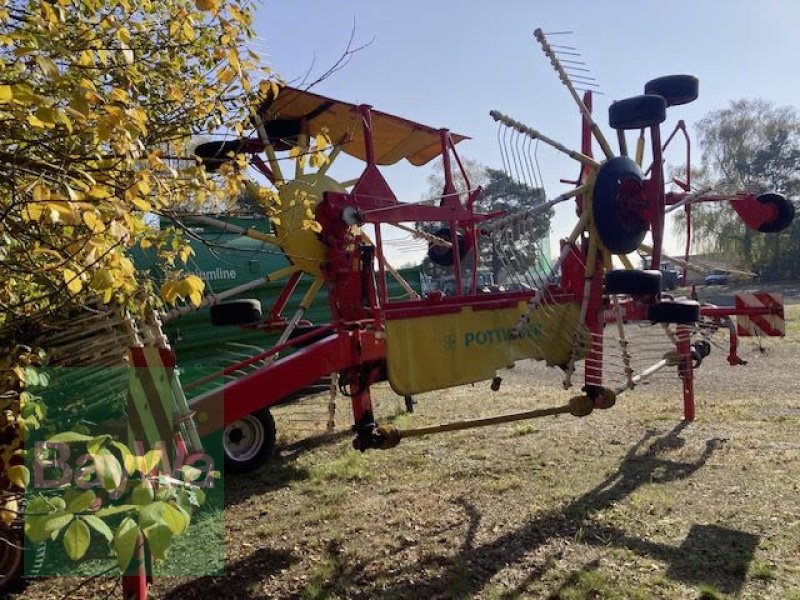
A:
[183,28,792,474]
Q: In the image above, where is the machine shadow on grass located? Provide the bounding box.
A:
[383,421,758,598]
[161,547,298,600]
[202,421,757,598]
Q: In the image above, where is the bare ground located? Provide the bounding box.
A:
[15,303,800,599]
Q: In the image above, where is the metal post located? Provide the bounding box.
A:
[649,124,665,271]
[439,129,458,207]
[373,224,388,305]
[121,534,148,600]
[450,219,463,295]
[677,324,695,420]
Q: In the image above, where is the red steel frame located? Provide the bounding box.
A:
[587,92,783,420]
[189,94,786,451]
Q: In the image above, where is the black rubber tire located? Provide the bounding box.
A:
[0,495,46,594]
[0,541,46,595]
[644,75,699,107]
[194,138,263,171]
[0,532,23,593]
[609,94,667,130]
[693,340,711,359]
[605,269,662,296]
[757,192,795,233]
[592,156,649,253]
[427,227,472,267]
[210,299,262,326]
[223,408,276,474]
[647,300,701,324]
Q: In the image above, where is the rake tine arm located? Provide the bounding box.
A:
[490,111,600,169]
[534,28,614,159]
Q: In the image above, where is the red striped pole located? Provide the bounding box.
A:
[121,534,148,600]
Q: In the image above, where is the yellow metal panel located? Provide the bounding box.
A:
[273,173,347,275]
[386,301,584,396]
[260,86,469,167]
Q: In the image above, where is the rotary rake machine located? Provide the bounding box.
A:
[181,28,793,473]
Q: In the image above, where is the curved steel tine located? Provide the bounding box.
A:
[523,136,539,189]
[497,122,510,176]
[510,130,524,187]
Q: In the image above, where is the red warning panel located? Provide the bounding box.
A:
[735,293,785,337]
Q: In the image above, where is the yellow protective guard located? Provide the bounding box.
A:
[260,86,469,167]
[386,301,583,396]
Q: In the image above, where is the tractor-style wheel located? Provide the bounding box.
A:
[757,193,795,233]
[647,300,701,325]
[210,299,262,326]
[592,156,649,253]
[0,496,46,595]
[644,75,699,107]
[223,409,276,473]
[605,269,662,296]
[0,533,23,593]
[609,94,667,130]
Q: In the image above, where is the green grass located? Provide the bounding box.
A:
[301,505,343,526]
[396,452,430,469]
[697,583,726,599]
[749,561,778,581]
[784,304,800,336]
[300,478,348,500]
[626,486,675,514]
[309,451,372,483]
[157,506,224,576]
[554,565,652,600]
[301,557,342,600]
[483,474,523,494]
[511,424,539,437]
[300,546,355,600]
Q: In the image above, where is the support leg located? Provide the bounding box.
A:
[350,377,377,452]
[677,325,695,421]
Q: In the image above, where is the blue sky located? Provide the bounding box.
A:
[251,1,799,265]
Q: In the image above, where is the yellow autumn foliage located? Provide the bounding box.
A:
[0,0,280,331]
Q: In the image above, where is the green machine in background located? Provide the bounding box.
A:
[133,216,420,369]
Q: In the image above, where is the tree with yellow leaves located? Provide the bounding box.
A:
[0,0,280,590]
[0,0,282,328]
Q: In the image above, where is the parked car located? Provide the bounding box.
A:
[660,266,680,291]
[704,269,729,285]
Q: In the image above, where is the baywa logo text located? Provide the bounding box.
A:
[460,323,543,348]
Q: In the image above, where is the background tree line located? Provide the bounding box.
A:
[675,99,800,280]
